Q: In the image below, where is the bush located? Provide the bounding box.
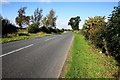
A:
[39,26,51,33]
[18,33,29,36]
[2,18,18,37]
[27,23,39,33]
[82,4,120,62]
[49,27,57,33]
[105,6,120,62]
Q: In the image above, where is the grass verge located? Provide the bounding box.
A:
[61,32,119,78]
[0,32,52,44]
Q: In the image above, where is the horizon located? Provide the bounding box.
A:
[1,2,118,29]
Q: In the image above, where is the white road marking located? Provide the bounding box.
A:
[58,35,62,36]
[44,34,63,42]
[0,44,33,58]
[45,38,52,42]
[45,37,57,42]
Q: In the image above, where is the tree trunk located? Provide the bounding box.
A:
[103,38,109,57]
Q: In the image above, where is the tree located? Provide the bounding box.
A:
[15,7,30,28]
[27,8,43,33]
[31,8,43,27]
[104,4,120,61]
[0,14,3,37]
[47,9,57,28]
[82,16,106,40]
[42,16,49,27]
[68,16,81,30]
[27,23,39,33]
[2,18,18,37]
[82,2,120,62]
[82,16,108,54]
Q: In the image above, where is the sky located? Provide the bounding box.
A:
[0,2,118,29]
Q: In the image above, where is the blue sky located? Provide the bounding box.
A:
[1,2,118,29]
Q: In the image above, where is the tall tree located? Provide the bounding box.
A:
[42,17,49,27]
[31,8,43,27]
[68,16,81,30]
[15,7,30,28]
[105,4,120,61]
[27,8,43,33]
[47,9,57,28]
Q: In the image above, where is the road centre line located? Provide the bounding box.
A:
[0,44,33,58]
[45,37,57,42]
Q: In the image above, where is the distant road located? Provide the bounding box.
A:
[1,32,73,78]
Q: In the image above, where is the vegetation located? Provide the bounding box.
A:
[28,8,43,33]
[31,8,43,25]
[82,16,106,40]
[105,6,120,62]
[1,7,64,43]
[1,17,18,37]
[0,31,51,43]
[62,2,120,78]
[63,32,118,78]
[1,2,120,78]
[82,16,108,54]
[27,23,39,33]
[15,7,30,28]
[82,3,120,63]
[68,16,81,30]
[47,9,57,28]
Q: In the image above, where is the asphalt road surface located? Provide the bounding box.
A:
[1,32,73,78]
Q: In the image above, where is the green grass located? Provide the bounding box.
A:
[0,32,52,43]
[64,32,119,78]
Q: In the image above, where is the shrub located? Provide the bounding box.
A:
[2,18,18,37]
[39,26,51,33]
[27,23,39,33]
[49,27,57,33]
[18,33,29,36]
[105,6,120,62]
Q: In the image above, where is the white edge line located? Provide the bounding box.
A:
[0,44,33,58]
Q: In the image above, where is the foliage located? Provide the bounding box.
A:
[65,32,118,78]
[0,14,3,37]
[82,3,120,62]
[82,16,108,54]
[39,26,51,33]
[0,32,50,43]
[68,16,81,30]
[39,26,63,34]
[31,8,43,26]
[46,9,57,28]
[82,16,106,40]
[104,6,120,62]
[15,7,30,28]
[42,17,49,27]
[2,18,18,37]
[27,23,39,33]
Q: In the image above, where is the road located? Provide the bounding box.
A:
[1,32,73,78]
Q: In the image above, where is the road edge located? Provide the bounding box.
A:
[58,33,74,78]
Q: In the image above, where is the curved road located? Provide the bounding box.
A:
[1,32,73,78]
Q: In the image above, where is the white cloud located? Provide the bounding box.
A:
[0,0,10,4]
[56,19,71,29]
[56,19,85,29]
